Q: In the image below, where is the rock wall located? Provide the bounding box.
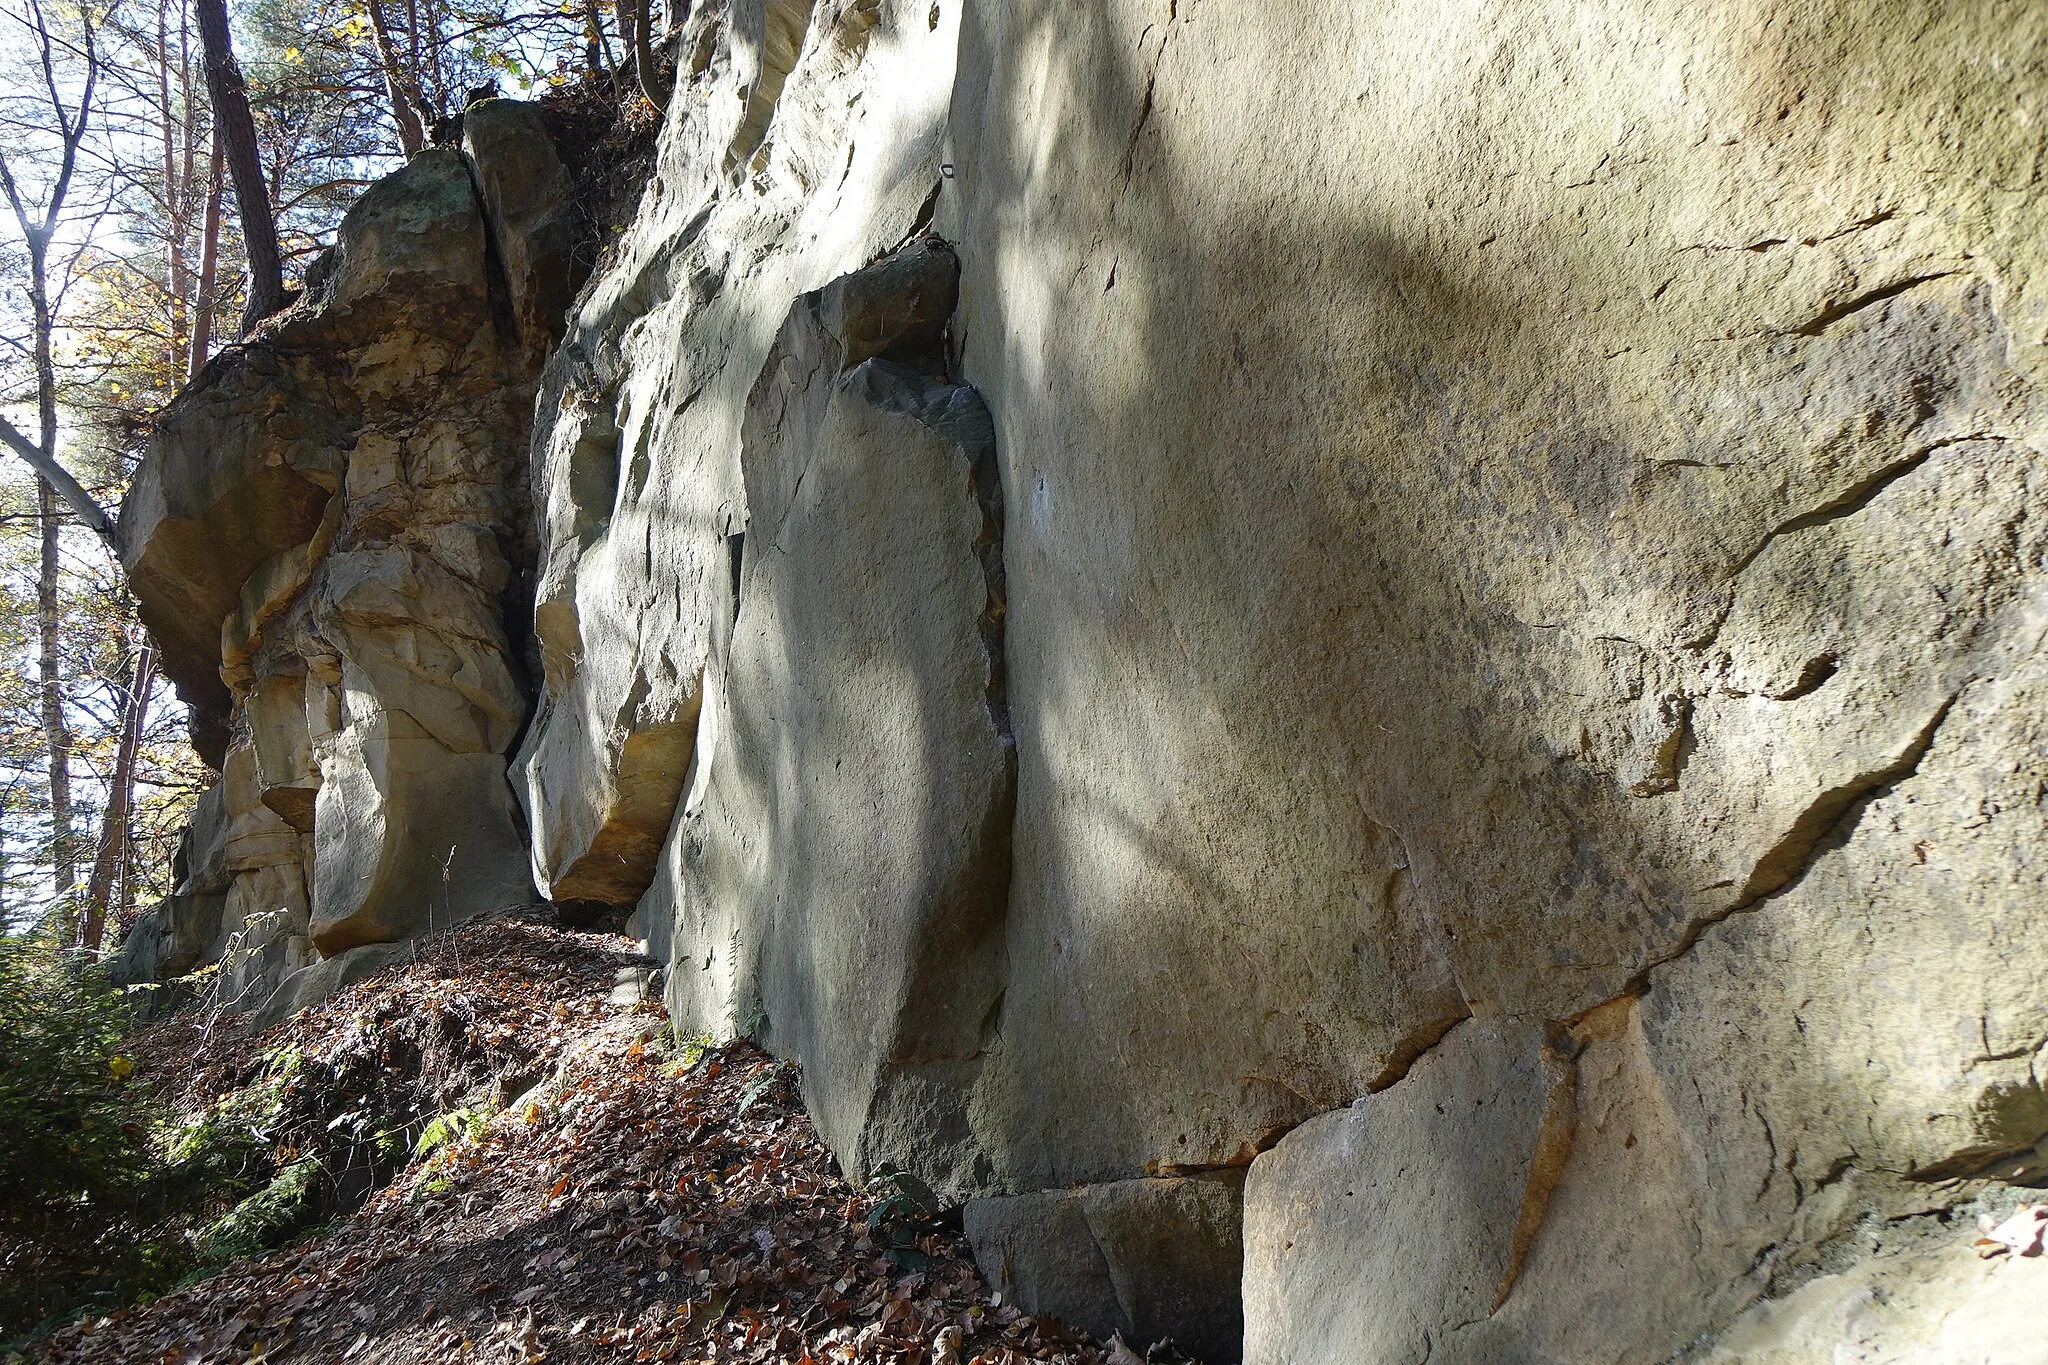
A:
[523,0,2048,1357]
[118,101,586,1008]
[120,0,2048,1359]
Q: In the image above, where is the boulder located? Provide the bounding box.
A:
[102,906,171,987]
[216,899,317,1014]
[245,673,319,831]
[248,940,411,1032]
[101,892,231,985]
[301,148,491,331]
[518,691,702,905]
[111,0,2048,1355]
[118,381,338,766]
[964,1173,1245,1362]
[309,708,536,954]
[172,780,232,896]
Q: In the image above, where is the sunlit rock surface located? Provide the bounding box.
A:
[118,0,2048,1358]
[538,0,2048,1357]
[117,110,576,1004]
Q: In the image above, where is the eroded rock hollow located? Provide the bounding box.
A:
[119,0,2048,1358]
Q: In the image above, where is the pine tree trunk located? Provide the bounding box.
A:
[194,0,285,334]
[37,482,75,945]
[189,130,222,380]
[161,1,190,375]
[80,645,154,953]
[364,0,427,155]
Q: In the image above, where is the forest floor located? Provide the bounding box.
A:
[22,915,1170,1365]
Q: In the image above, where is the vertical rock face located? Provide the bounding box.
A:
[115,0,2048,1357]
[509,0,961,919]
[937,0,2048,1356]
[513,0,2048,1358]
[118,108,585,1005]
[663,239,1013,1197]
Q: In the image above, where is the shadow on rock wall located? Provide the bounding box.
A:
[937,0,2048,1358]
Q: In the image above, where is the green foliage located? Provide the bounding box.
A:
[865,1163,943,1272]
[735,1059,791,1116]
[152,1048,299,1209]
[0,950,317,1343]
[661,1030,716,1076]
[0,938,162,1339]
[409,1104,490,1197]
[414,1104,488,1160]
[0,938,147,1223]
[199,1159,321,1261]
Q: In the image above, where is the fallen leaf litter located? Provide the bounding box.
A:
[33,915,1195,1365]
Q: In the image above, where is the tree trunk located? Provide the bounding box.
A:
[189,130,222,379]
[36,483,76,945]
[363,0,427,155]
[627,0,667,108]
[80,644,154,953]
[421,0,447,115]
[583,0,605,78]
[194,0,285,334]
[160,0,190,376]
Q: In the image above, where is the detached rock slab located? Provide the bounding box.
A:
[247,940,411,1032]
[665,241,1012,1198]
[461,98,586,349]
[964,1171,1246,1362]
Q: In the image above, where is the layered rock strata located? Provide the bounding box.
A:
[118,101,585,1007]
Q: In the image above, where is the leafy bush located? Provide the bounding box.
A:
[200,1159,322,1261]
[0,944,305,1342]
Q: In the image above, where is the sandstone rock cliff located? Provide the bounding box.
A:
[118,107,587,1008]
[118,0,2048,1359]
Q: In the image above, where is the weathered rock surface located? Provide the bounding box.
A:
[500,0,2048,1357]
[102,891,226,986]
[655,240,1011,1196]
[965,1173,1245,1362]
[107,744,310,993]
[1696,1228,2048,1365]
[118,106,580,1008]
[1242,1021,1556,1362]
[510,0,958,923]
[117,0,2048,1356]
[461,99,588,352]
[246,940,412,1033]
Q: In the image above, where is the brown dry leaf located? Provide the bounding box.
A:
[30,914,1136,1365]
